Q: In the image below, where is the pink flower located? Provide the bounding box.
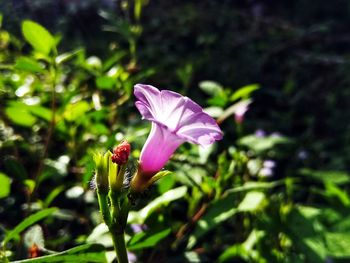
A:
[131,84,223,191]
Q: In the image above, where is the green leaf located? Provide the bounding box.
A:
[14,57,44,73]
[29,105,52,122]
[219,230,265,262]
[326,232,350,257]
[128,228,171,250]
[55,49,83,65]
[22,20,55,55]
[146,170,172,188]
[2,208,58,245]
[86,223,112,247]
[199,80,223,96]
[237,191,265,212]
[96,76,116,90]
[5,104,36,127]
[5,102,51,126]
[102,51,127,71]
[225,180,286,194]
[24,179,36,194]
[0,172,11,198]
[300,169,350,185]
[187,193,238,249]
[11,243,107,263]
[217,99,251,124]
[231,84,260,101]
[44,186,64,208]
[63,101,90,122]
[188,190,267,249]
[238,134,292,153]
[3,157,28,179]
[128,186,187,224]
[286,206,327,262]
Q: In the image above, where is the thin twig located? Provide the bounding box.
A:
[27,62,57,211]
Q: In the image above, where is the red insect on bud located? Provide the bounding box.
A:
[112,140,131,165]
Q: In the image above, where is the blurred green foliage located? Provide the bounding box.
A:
[1,1,350,262]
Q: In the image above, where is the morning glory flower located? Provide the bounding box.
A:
[131,84,223,191]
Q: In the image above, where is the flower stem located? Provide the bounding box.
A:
[111,232,128,263]
[108,191,130,263]
[97,191,111,225]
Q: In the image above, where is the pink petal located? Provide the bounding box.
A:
[139,123,185,175]
[134,84,162,120]
[176,112,223,146]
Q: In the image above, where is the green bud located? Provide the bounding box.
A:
[93,151,111,194]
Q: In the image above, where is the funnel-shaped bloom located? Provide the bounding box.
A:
[131,84,223,191]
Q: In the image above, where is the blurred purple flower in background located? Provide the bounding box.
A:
[131,84,223,191]
[260,159,276,177]
[234,100,251,124]
[130,224,147,233]
[254,129,266,138]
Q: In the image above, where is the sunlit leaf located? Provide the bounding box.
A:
[326,232,350,257]
[128,228,171,250]
[22,20,55,55]
[63,101,90,122]
[0,172,11,198]
[237,191,265,212]
[11,243,107,263]
[300,169,350,185]
[96,76,116,90]
[30,105,52,122]
[55,49,83,64]
[23,179,35,194]
[187,193,238,249]
[199,80,223,96]
[15,57,44,73]
[230,84,259,101]
[238,134,292,153]
[2,208,58,245]
[86,223,113,247]
[128,186,187,224]
[5,105,36,127]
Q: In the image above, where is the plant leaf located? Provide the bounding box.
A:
[0,172,11,198]
[128,228,171,250]
[2,208,58,245]
[128,186,187,224]
[11,243,107,263]
[22,20,55,55]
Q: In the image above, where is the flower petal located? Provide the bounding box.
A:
[176,112,223,146]
[134,84,162,121]
[140,123,184,175]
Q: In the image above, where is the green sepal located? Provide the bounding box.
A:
[93,151,111,194]
[145,170,172,189]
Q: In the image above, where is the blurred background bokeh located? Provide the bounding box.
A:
[1,1,350,262]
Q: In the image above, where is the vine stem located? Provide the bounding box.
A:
[111,232,128,263]
[100,190,130,263]
[27,58,57,213]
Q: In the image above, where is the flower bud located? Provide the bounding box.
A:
[109,141,131,192]
[93,152,111,194]
[112,140,131,165]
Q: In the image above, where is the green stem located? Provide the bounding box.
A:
[108,191,130,263]
[111,232,128,263]
[97,191,111,225]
